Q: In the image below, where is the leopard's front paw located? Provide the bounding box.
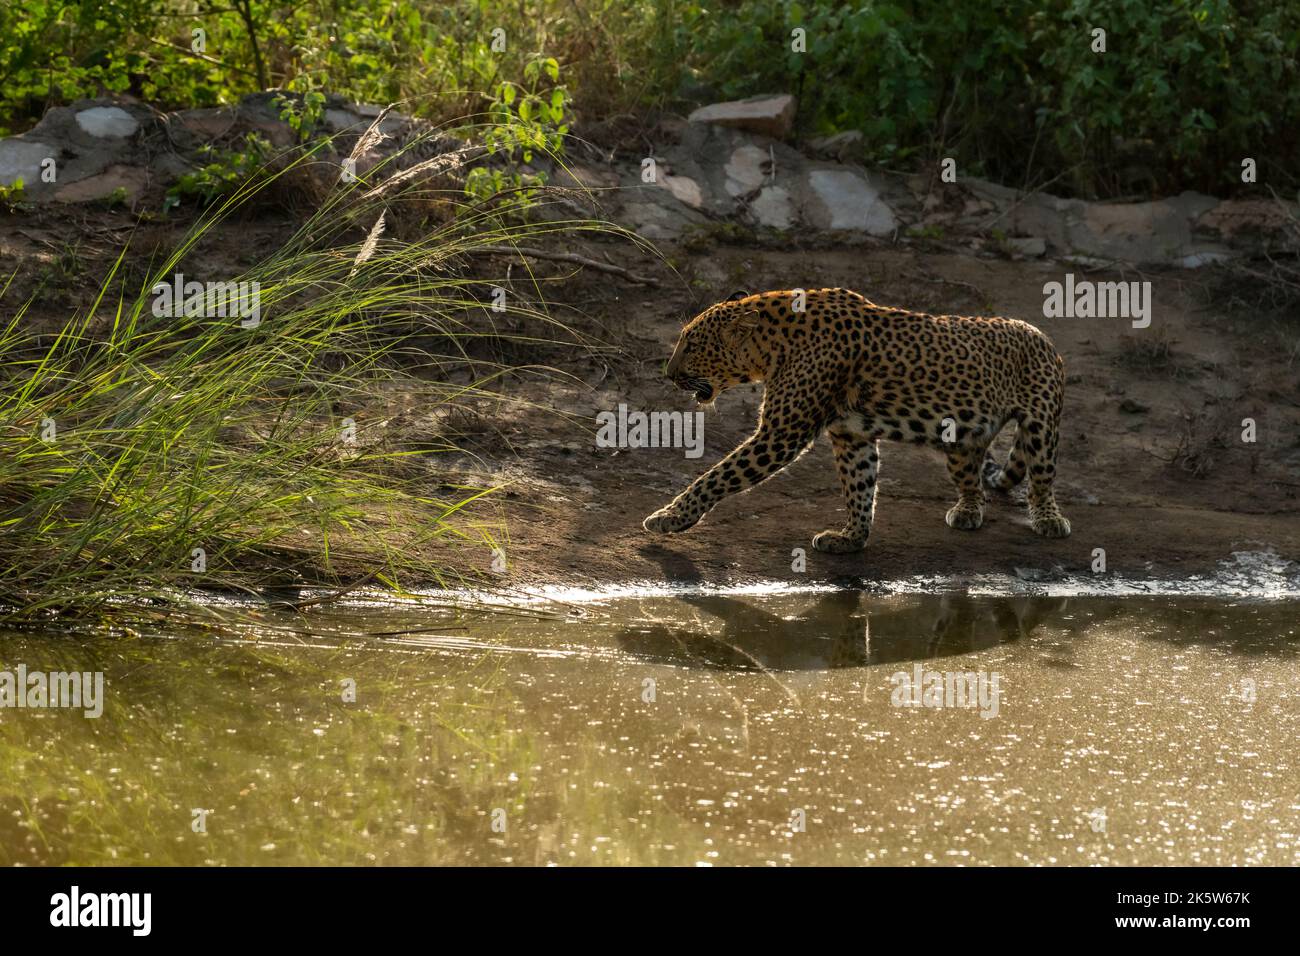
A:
[642,506,698,535]
[945,504,984,530]
[812,529,867,553]
[1029,511,1071,538]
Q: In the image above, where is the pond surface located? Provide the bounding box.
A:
[2,587,1297,865]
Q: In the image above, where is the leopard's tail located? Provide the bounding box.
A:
[982,424,1028,492]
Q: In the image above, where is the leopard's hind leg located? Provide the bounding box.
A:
[982,422,1028,492]
[814,432,878,553]
[1022,396,1071,538]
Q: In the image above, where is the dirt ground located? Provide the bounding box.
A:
[4,205,1299,589]
[473,240,1300,588]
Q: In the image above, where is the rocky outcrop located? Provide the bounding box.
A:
[0,101,156,202]
[612,120,907,241]
[957,178,1243,268]
[589,99,1296,267]
[1,93,1295,270]
[0,94,474,204]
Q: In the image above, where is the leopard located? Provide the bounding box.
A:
[642,287,1071,552]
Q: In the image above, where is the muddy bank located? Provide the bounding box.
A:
[3,202,1297,595]
[472,243,1300,589]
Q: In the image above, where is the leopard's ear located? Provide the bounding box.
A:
[726,290,750,301]
[724,309,761,346]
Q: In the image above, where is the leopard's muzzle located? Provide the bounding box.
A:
[671,375,715,405]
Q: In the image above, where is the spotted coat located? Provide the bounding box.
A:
[643,287,1071,551]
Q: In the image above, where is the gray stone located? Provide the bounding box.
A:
[0,139,54,187]
[74,106,139,139]
[807,168,897,235]
[620,182,708,240]
[1005,236,1046,258]
[963,178,1243,266]
[551,163,621,216]
[54,165,146,203]
[150,153,194,180]
[1075,193,1230,265]
[174,107,238,140]
[1195,198,1300,251]
[750,184,794,229]
[964,178,1079,252]
[688,95,797,139]
[5,92,1286,273]
[322,105,411,136]
[556,164,619,191]
[323,108,365,133]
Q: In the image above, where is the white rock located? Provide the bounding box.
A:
[808,169,896,235]
[724,145,769,197]
[75,106,139,139]
[751,185,794,229]
[660,174,704,208]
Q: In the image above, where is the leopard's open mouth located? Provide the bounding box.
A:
[670,374,715,404]
[684,378,715,404]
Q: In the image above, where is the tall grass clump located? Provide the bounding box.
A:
[0,114,643,627]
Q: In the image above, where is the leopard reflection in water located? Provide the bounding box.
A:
[614,591,1070,671]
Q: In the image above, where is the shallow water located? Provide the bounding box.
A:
[1,589,1297,865]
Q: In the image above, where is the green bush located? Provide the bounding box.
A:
[0,1,573,133]
[667,0,1300,197]
[1,1,1295,198]
[163,133,273,210]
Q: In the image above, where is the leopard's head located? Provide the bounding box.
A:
[663,291,762,405]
